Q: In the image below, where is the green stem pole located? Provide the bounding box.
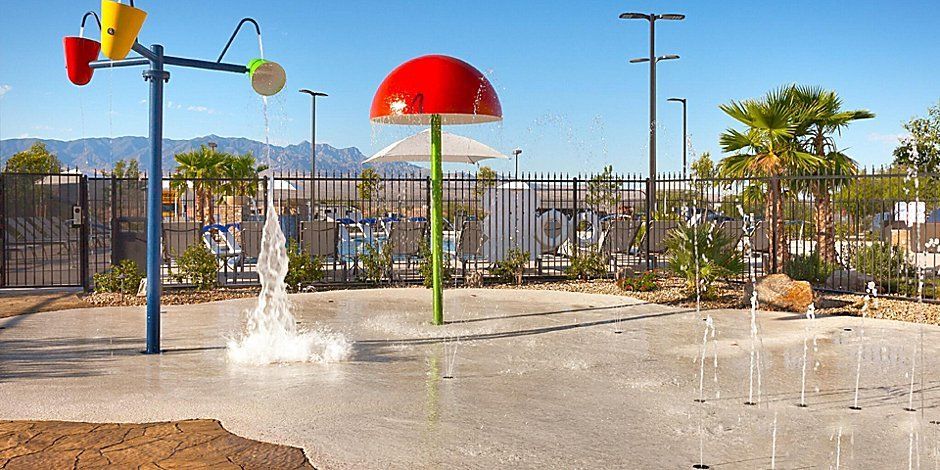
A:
[430,114,444,325]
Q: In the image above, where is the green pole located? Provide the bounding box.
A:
[430,114,444,325]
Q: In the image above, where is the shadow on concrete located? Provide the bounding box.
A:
[358,306,695,347]
[0,335,141,382]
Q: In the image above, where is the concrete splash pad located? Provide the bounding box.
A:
[1,288,938,468]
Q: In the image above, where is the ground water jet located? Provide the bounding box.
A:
[799,302,816,408]
[850,281,877,410]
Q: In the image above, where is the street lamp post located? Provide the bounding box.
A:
[512,148,522,179]
[299,89,327,221]
[667,97,687,179]
[620,12,684,214]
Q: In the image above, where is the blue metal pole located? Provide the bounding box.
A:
[143,44,168,354]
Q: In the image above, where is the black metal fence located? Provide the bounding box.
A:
[1,170,938,300]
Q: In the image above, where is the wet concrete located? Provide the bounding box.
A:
[1,288,939,468]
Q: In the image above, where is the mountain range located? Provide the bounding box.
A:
[0,135,422,175]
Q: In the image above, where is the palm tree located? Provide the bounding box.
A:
[792,87,874,264]
[718,87,822,273]
[171,145,226,224]
[220,152,268,199]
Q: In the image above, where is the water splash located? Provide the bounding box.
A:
[851,281,877,409]
[799,303,816,407]
[227,183,351,364]
[832,426,843,469]
[771,412,778,469]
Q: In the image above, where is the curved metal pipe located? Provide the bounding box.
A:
[79,11,101,37]
[217,18,262,63]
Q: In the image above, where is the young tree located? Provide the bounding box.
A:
[585,165,622,211]
[113,159,141,179]
[475,165,497,198]
[3,142,61,175]
[357,167,382,214]
[894,101,940,173]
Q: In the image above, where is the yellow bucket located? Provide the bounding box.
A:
[101,0,147,60]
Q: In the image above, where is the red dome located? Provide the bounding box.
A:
[370,55,502,125]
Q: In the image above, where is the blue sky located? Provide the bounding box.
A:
[0,0,938,174]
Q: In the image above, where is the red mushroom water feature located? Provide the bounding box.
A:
[371,55,502,324]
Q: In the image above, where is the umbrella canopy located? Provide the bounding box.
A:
[370,55,502,125]
[365,129,507,164]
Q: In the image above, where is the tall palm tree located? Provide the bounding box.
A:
[792,86,874,264]
[220,152,268,199]
[172,145,227,224]
[718,87,822,273]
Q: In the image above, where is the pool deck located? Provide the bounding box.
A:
[1,288,939,468]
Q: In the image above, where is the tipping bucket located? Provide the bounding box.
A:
[63,36,101,86]
[248,59,287,96]
[101,0,147,60]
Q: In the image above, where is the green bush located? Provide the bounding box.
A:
[93,259,144,294]
[666,222,745,299]
[785,252,836,284]
[852,241,916,293]
[418,240,453,288]
[616,271,657,292]
[174,242,218,290]
[360,241,392,284]
[491,248,530,285]
[285,239,324,291]
[566,249,608,280]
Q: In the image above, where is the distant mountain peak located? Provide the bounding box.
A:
[0,135,422,175]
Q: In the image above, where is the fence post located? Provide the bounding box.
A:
[645,177,652,271]
[571,177,579,256]
[0,174,5,288]
[80,175,91,291]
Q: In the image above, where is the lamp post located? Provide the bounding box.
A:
[299,89,327,221]
[512,148,522,179]
[667,97,687,179]
[299,90,327,177]
[620,12,683,214]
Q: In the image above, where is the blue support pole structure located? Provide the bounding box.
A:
[143,44,167,354]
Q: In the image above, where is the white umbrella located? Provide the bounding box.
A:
[365,129,507,164]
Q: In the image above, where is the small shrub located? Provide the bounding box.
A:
[418,240,453,288]
[785,252,835,284]
[94,259,144,294]
[852,241,916,294]
[566,249,608,280]
[360,241,392,284]
[174,242,218,290]
[616,271,657,292]
[666,222,745,299]
[285,239,324,291]
[491,248,530,285]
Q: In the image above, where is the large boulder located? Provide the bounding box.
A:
[825,269,875,293]
[743,274,814,313]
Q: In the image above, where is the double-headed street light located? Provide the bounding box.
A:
[667,97,688,179]
[620,12,684,213]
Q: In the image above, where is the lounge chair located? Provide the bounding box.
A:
[163,221,200,263]
[719,220,746,250]
[238,221,263,263]
[386,220,427,275]
[643,220,679,267]
[456,220,485,273]
[910,222,940,254]
[599,218,641,271]
[300,220,345,281]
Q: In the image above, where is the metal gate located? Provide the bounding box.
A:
[0,173,88,288]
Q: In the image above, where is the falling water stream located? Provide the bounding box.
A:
[799,303,817,407]
[227,36,351,364]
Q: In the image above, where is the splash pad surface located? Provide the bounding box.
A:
[1,289,938,468]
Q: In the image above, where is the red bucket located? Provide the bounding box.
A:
[63,36,101,86]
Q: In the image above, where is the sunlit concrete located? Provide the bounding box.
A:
[1,288,939,468]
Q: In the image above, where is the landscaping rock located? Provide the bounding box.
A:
[743,274,814,313]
